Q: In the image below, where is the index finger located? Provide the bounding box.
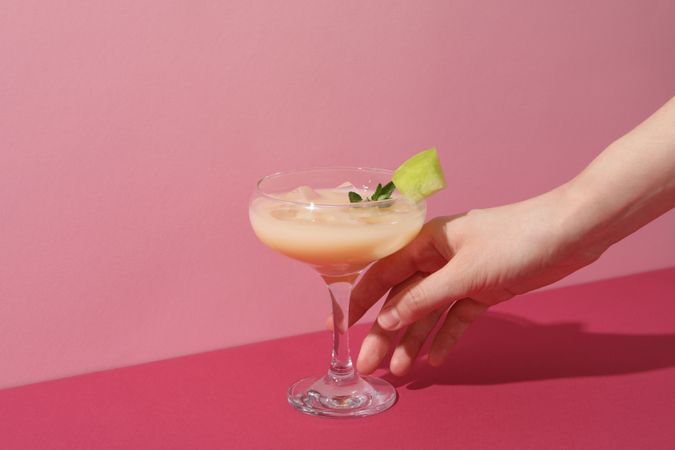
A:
[349,222,447,325]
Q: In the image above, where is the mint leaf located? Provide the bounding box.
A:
[371,183,383,201]
[379,181,395,199]
[372,181,395,201]
[348,181,396,203]
[348,191,363,203]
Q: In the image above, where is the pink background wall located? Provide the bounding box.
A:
[2,0,674,389]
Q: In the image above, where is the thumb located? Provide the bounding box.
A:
[376,258,471,331]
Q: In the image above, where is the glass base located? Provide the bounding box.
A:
[287,373,397,417]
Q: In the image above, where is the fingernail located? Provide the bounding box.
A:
[377,308,400,330]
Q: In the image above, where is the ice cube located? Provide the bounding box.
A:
[314,210,338,223]
[349,206,385,224]
[294,206,319,222]
[335,181,357,191]
[287,185,320,202]
[269,204,299,220]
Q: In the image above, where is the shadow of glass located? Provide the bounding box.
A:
[380,312,675,389]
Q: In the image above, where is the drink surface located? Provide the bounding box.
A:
[249,185,426,275]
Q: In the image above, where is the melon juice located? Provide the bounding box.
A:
[249,185,426,276]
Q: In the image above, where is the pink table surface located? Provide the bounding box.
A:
[2,268,674,450]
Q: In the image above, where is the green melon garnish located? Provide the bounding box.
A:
[392,148,447,201]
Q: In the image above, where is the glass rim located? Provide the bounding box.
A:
[255,166,422,208]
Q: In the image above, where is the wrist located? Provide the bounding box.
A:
[549,180,614,264]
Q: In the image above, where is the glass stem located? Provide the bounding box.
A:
[323,274,359,381]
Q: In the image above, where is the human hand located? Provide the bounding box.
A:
[351,186,604,376]
[345,95,675,376]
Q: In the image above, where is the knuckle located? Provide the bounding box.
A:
[444,314,470,342]
[402,284,428,315]
[454,307,477,326]
[455,299,488,324]
[445,332,459,348]
[406,323,430,341]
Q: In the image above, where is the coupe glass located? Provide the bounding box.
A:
[249,167,426,417]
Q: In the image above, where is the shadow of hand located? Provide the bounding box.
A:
[381,312,675,389]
